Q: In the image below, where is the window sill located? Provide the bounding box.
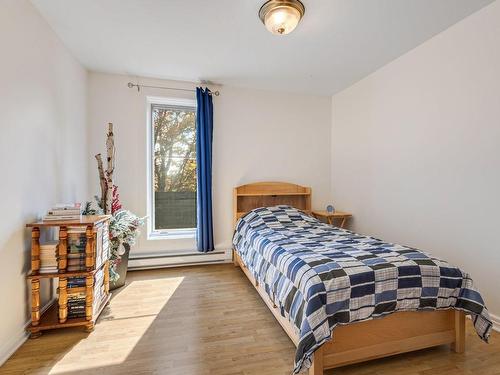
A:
[147,229,196,241]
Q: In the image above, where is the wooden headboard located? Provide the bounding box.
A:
[233,181,311,225]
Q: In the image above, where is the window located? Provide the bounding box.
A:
[148,97,197,237]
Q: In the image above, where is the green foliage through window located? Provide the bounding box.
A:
[152,104,197,230]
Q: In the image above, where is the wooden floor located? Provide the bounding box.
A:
[1,264,499,375]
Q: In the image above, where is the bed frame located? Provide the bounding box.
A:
[232,182,465,375]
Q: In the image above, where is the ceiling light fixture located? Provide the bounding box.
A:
[259,0,305,35]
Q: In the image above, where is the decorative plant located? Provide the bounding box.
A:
[83,190,144,281]
[84,123,145,281]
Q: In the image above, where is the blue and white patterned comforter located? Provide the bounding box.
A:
[232,206,492,374]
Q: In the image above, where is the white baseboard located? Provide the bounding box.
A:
[490,313,500,333]
[128,248,232,270]
[0,300,53,366]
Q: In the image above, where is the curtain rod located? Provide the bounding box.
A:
[127,82,220,96]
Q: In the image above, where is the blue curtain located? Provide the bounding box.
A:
[195,87,214,252]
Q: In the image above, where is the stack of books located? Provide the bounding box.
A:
[67,226,87,271]
[39,241,58,273]
[67,277,86,288]
[43,203,82,221]
[67,292,86,319]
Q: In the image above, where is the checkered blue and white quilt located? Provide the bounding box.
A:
[232,206,492,374]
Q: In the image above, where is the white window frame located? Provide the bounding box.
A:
[146,96,197,240]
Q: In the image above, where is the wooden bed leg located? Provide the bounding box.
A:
[451,311,465,353]
[309,346,324,375]
[232,249,239,267]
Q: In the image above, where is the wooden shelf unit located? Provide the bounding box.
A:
[233,182,311,225]
[236,192,311,196]
[26,215,112,338]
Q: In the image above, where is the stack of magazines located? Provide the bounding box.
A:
[93,267,106,314]
[39,241,58,273]
[43,203,82,221]
[67,226,87,271]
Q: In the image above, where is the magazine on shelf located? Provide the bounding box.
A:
[43,215,82,221]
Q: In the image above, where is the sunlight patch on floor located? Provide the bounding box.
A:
[47,276,184,374]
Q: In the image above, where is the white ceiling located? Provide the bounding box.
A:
[32,0,494,95]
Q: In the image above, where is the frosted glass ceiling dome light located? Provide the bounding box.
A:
[259,0,305,35]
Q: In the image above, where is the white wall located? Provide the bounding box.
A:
[214,85,332,250]
[87,72,332,257]
[331,1,500,321]
[0,0,88,363]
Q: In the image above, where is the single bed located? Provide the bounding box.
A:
[232,182,492,375]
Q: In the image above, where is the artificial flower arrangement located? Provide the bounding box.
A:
[83,186,145,282]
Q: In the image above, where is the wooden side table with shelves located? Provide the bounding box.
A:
[312,210,352,228]
[26,215,111,338]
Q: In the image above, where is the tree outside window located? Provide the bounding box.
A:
[152,104,196,230]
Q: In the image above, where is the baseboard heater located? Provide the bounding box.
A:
[128,250,230,270]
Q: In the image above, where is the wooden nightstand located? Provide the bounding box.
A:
[312,210,352,228]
